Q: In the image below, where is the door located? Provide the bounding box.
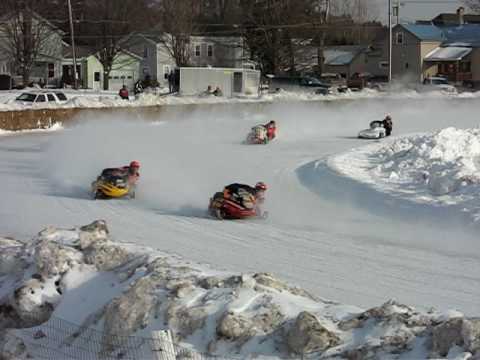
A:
[233,72,242,93]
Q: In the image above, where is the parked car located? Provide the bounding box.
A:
[270,76,332,94]
[417,77,457,94]
[15,91,68,105]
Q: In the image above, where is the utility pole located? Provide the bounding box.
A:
[316,0,330,77]
[67,0,78,89]
[388,0,392,83]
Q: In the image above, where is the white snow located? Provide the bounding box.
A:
[0,95,480,348]
[330,127,480,221]
[1,86,480,112]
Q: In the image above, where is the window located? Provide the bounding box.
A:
[195,45,201,57]
[47,94,55,101]
[36,95,46,102]
[396,32,404,45]
[405,62,409,69]
[55,92,67,101]
[48,63,54,78]
[144,47,148,58]
[207,44,213,57]
[460,61,471,72]
[94,72,100,81]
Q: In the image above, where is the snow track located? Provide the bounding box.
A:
[1,99,480,315]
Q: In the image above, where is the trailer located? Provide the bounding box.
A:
[179,67,260,97]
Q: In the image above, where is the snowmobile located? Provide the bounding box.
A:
[208,192,267,220]
[358,120,386,139]
[91,170,136,200]
[246,125,269,145]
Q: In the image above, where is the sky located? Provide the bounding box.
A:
[374,0,470,23]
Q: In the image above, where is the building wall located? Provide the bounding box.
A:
[189,36,245,68]
[420,42,442,79]
[365,38,389,78]
[392,28,422,81]
[471,48,480,86]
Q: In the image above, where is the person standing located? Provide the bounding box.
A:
[119,85,129,100]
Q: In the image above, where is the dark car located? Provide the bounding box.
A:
[270,76,332,94]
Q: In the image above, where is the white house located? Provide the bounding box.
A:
[0,11,65,87]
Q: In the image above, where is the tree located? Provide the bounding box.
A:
[157,0,196,66]
[463,1,480,12]
[0,0,61,85]
[81,0,152,90]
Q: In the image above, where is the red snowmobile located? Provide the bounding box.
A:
[208,192,267,220]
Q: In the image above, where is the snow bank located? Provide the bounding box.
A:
[1,87,480,112]
[1,221,480,359]
[329,127,480,221]
[0,122,63,136]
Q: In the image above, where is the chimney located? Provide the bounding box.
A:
[457,6,465,25]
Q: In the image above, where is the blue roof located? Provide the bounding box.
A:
[442,24,480,46]
[401,24,445,41]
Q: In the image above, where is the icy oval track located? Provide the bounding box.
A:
[1,98,480,315]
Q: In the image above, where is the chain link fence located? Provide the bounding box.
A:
[11,315,241,360]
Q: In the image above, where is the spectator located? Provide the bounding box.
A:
[212,86,223,96]
[168,71,175,93]
[119,85,129,100]
[204,85,214,95]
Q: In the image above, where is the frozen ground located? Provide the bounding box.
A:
[0,97,479,320]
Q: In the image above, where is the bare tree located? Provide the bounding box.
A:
[82,0,151,90]
[0,0,60,85]
[157,0,196,67]
[463,0,480,12]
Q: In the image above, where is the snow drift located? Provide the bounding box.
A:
[1,221,480,360]
[330,127,480,221]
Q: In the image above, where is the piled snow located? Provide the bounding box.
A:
[1,87,480,112]
[1,221,480,359]
[329,127,480,221]
[0,122,63,136]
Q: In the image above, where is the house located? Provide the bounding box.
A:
[288,43,371,79]
[392,23,480,87]
[0,11,65,87]
[392,24,444,81]
[62,45,142,91]
[119,32,177,88]
[322,46,368,79]
[189,36,247,69]
[120,32,249,87]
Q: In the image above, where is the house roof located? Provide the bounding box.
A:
[442,25,480,46]
[62,44,96,59]
[432,13,480,26]
[424,46,472,61]
[399,24,445,41]
[324,46,365,66]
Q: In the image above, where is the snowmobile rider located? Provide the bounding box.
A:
[223,182,267,208]
[101,161,140,184]
[382,114,393,136]
[264,120,276,140]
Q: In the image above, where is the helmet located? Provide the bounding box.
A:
[269,120,276,125]
[255,182,267,191]
[130,160,140,168]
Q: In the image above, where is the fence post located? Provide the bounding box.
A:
[151,330,176,360]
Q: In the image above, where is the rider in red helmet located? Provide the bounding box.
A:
[223,182,268,208]
[264,120,277,140]
[101,160,140,184]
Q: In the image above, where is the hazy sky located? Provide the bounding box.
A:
[374,0,469,23]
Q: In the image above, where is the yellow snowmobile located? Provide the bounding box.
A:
[91,171,135,200]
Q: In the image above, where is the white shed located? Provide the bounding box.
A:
[179,67,260,97]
